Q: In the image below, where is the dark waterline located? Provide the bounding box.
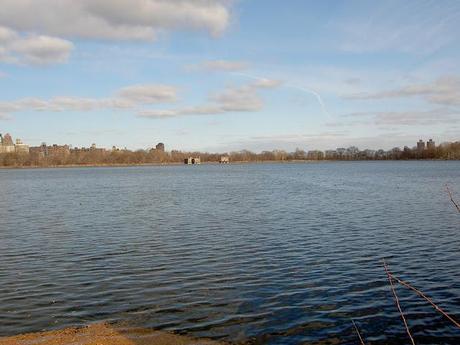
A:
[1,162,459,344]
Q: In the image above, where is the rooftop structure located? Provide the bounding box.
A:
[427,139,435,150]
[417,140,426,151]
[15,139,29,154]
[155,142,165,152]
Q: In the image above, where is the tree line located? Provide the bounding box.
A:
[1,142,460,167]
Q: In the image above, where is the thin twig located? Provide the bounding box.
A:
[446,184,460,213]
[383,259,416,345]
[351,319,366,345]
[389,273,460,329]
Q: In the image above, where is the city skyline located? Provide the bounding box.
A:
[1,1,460,151]
[4,130,460,166]
[0,131,447,155]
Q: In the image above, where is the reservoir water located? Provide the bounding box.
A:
[1,162,459,344]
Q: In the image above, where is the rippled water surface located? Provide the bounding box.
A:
[1,162,460,344]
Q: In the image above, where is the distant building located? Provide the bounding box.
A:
[30,143,70,157]
[155,142,165,152]
[49,144,70,156]
[15,139,29,154]
[0,133,29,154]
[219,156,230,164]
[184,157,201,165]
[29,143,48,157]
[71,144,106,154]
[2,133,13,146]
[0,133,15,153]
[417,139,426,151]
[427,139,435,150]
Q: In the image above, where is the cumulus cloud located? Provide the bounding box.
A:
[213,84,263,112]
[117,84,178,104]
[0,0,231,41]
[0,79,281,121]
[0,26,73,65]
[138,79,282,119]
[346,76,460,106]
[0,84,178,119]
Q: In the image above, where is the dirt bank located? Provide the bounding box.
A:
[0,322,225,345]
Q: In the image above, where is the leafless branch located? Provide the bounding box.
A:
[383,259,416,345]
[446,184,460,213]
[351,319,366,345]
[389,273,460,329]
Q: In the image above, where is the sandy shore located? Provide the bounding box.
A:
[0,322,225,345]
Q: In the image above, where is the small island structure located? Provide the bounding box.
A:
[184,157,201,165]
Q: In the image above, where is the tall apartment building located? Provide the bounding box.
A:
[0,133,29,153]
[417,140,426,151]
[427,139,436,150]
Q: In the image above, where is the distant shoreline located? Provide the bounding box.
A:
[0,159,457,170]
[0,160,313,170]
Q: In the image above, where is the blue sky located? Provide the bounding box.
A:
[0,0,459,152]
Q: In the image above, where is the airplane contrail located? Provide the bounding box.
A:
[232,72,332,119]
[287,85,331,119]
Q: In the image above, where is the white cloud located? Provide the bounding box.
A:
[346,76,460,106]
[0,0,231,41]
[0,26,73,65]
[117,84,178,104]
[340,108,460,126]
[0,79,282,121]
[191,60,249,72]
[0,83,178,119]
[138,105,222,118]
[213,84,263,112]
[139,79,282,119]
[0,26,16,43]
[252,78,283,88]
[10,35,73,65]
